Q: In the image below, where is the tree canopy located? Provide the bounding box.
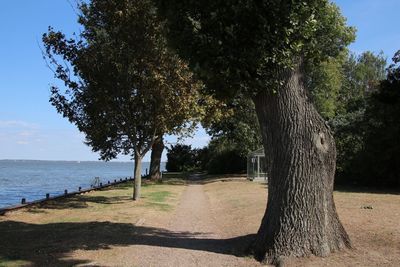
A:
[360,54,400,187]
[329,51,387,179]
[43,0,200,199]
[158,0,354,98]
[345,51,400,188]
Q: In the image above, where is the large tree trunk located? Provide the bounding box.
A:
[252,64,351,265]
[149,135,164,181]
[133,153,142,200]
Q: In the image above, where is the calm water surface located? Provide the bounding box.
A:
[0,160,165,208]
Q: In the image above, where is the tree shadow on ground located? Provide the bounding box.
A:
[101,182,133,191]
[24,180,186,213]
[186,173,249,184]
[334,185,400,195]
[27,195,132,211]
[0,220,255,266]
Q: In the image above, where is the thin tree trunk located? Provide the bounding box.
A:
[252,64,351,265]
[149,135,164,181]
[133,153,142,200]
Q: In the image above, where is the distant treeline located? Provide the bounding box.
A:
[167,50,400,189]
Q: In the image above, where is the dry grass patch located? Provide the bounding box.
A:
[204,180,400,266]
[204,180,267,238]
[0,180,186,266]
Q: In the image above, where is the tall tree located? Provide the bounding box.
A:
[157,0,355,263]
[331,51,386,179]
[148,92,221,180]
[43,0,199,200]
[353,51,400,188]
[165,144,197,172]
[149,135,164,180]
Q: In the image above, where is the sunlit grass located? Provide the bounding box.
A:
[0,257,31,267]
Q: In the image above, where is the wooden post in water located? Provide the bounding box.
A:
[21,198,26,204]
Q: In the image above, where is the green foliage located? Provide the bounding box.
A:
[193,93,261,175]
[157,0,354,98]
[314,49,400,189]
[165,140,247,175]
[331,109,365,177]
[178,95,261,174]
[329,52,387,181]
[165,144,198,172]
[157,0,355,182]
[43,0,199,162]
[307,52,347,120]
[308,51,386,121]
[206,150,246,174]
[203,138,247,174]
[306,49,397,188]
[203,94,262,157]
[199,94,261,175]
[338,51,386,113]
[354,51,400,188]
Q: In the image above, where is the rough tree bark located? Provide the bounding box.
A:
[133,152,143,200]
[149,135,164,181]
[252,63,351,265]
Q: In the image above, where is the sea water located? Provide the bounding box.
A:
[0,160,165,208]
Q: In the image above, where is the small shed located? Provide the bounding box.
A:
[247,148,268,182]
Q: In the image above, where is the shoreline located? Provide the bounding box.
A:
[0,177,134,215]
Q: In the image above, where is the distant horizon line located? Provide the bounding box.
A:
[0,159,165,163]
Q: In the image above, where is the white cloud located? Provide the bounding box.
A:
[16,141,29,145]
[0,120,39,129]
[0,120,40,148]
[18,131,35,137]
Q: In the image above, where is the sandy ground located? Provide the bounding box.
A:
[92,183,259,267]
[0,178,399,266]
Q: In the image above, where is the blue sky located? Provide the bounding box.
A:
[0,0,399,161]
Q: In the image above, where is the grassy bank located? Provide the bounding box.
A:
[0,179,186,266]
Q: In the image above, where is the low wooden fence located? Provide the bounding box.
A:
[0,176,134,215]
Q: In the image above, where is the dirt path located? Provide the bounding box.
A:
[167,184,219,238]
[126,183,260,267]
[2,179,398,266]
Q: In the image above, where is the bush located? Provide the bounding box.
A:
[165,144,197,172]
[206,149,246,174]
[165,140,247,175]
[334,51,400,189]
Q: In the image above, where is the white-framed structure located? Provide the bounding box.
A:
[247,148,268,182]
